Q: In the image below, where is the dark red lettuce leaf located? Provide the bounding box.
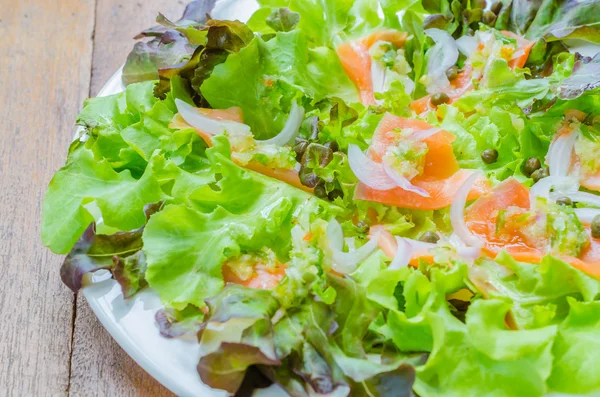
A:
[558,53,600,99]
[154,19,254,103]
[122,0,217,86]
[196,285,281,393]
[60,202,161,296]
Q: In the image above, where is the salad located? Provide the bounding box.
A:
[43,0,600,396]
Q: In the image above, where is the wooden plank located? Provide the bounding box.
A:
[0,0,96,395]
[89,0,188,97]
[69,1,185,395]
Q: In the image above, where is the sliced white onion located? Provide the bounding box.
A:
[455,35,478,57]
[425,28,459,94]
[550,191,600,208]
[411,128,440,142]
[389,237,411,270]
[383,162,430,197]
[259,102,305,146]
[326,219,345,251]
[574,208,600,224]
[400,76,415,95]
[348,144,397,191]
[371,58,387,101]
[327,219,379,274]
[175,99,251,136]
[547,129,578,177]
[406,238,438,253]
[450,171,485,248]
[456,246,481,260]
[530,176,579,206]
[511,48,525,61]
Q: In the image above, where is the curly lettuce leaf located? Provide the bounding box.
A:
[143,136,335,309]
[415,298,556,397]
[122,1,217,85]
[547,299,600,394]
[59,202,161,296]
[200,32,359,138]
[41,146,164,254]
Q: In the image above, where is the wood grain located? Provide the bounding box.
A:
[0,0,96,396]
[68,1,185,396]
[89,0,188,97]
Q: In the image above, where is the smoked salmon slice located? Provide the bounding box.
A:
[337,30,408,106]
[465,178,600,279]
[354,114,489,210]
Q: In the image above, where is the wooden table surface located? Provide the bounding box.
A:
[0,1,189,395]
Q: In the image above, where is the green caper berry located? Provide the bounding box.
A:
[592,215,600,239]
[357,220,369,233]
[324,141,339,152]
[328,189,344,201]
[531,167,549,183]
[445,66,459,81]
[523,157,542,177]
[481,149,499,164]
[300,170,320,188]
[314,182,328,199]
[430,92,450,106]
[555,196,573,207]
[482,11,497,25]
[420,231,440,244]
[491,1,503,14]
[293,141,310,162]
[423,14,450,30]
[472,0,486,9]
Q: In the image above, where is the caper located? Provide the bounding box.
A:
[445,65,459,81]
[423,14,450,30]
[324,141,339,152]
[293,140,310,162]
[531,167,549,183]
[481,149,499,164]
[328,188,344,201]
[491,1,503,14]
[555,196,573,207]
[299,169,320,188]
[314,182,328,199]
[357,220,370,234]
[482,10,497,25]
[592,215,600,239]
[420,231,440,244]
[472,0,486,9]
[430,92,450,106]
[523,157,542,177]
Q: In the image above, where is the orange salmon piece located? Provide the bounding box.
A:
[355,169,490,210]
[337,30,408,106]
[355,114,489,210]
[466,178,600,279]
[222,263,286,290]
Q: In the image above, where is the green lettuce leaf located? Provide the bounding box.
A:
[42,146,164,254]
[200,32,359,138]
[143,136,335,309]
[415,298,556,397]
[547,299,600,394]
